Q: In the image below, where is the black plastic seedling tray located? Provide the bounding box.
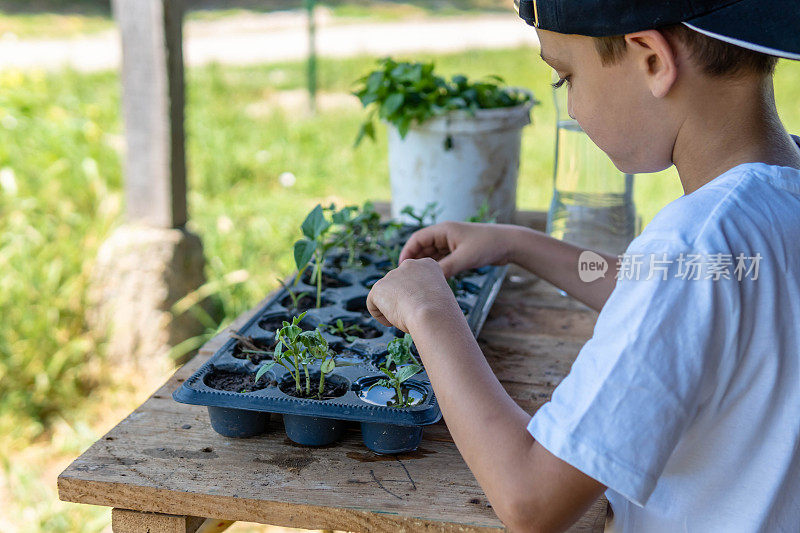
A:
[174,239,507,454]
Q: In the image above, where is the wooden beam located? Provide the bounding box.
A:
[111,509,234,533]
[112,0,187,228]
[112,509,206,532]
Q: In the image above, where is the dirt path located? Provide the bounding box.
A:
[0,10,539,71]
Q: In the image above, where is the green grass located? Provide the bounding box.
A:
[1,49,799,532]
[0,11,111,38]
[0,67,121,444]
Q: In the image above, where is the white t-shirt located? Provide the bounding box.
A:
[527,158,800,532]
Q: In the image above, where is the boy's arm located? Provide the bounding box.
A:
[367,258,607,532]
[505,225,619,312]
[400,222,619,312]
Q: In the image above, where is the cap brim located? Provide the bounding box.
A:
[685,0,800,61]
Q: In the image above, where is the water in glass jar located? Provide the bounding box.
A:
[547,119,638,256]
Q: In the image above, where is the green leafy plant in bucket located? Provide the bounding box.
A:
[370,333,423,407]
[353,58,535,145]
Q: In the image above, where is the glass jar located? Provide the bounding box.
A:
[547,81,640,255]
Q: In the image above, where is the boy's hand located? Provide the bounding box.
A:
[399,222,516,278]
[366,257,461,333]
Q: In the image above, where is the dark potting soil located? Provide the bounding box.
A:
[333,318,382,339]
[344,296,370,315]
[231,337,277,364]
[279,377,348,400]
[328,254,371,270]
[205,369,272,393]
[338,348,369,360]
[301,269,350,288]
[259,314,293,332]
[280,293,330,312]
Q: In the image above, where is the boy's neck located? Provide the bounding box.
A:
[673,76,800,195]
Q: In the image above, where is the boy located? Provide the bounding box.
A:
[365,1,800,531]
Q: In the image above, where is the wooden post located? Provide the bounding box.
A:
[89,0,207,369]
[112,0,187,228]
[305,0,317,113]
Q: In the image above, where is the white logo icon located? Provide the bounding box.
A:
[578,250,608,282]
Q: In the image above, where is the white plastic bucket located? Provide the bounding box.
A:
[388,99,533,224]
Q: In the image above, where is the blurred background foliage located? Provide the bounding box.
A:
[0,2,799,531]
[0,0,510,38]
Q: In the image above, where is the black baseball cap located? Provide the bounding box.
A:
[514,0,800,60]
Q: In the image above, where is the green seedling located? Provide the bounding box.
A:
[371,365,423,408]
[331,201,384,266]
[386,333,420,367]
[294,204,340,308]
[325,318,365,343]
[277,277,309,311]
[369,334,422,407]
[352,201,385,258]
[466,199,498,223]
[303,328,338,397]
[255,312,338,399]
[447,277,461,297]
[330,204,359,266]
[401,202,440,227]
[380,221,402,253]
[387,243,402,270]
[374,220,405,270]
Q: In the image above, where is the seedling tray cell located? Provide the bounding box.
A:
[174,246,507,454]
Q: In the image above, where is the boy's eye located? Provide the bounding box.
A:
[551,76,571,89]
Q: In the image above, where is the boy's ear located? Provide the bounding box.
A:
[624,30,679,99]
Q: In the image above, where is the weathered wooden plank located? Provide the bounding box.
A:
[112,0,186,228]
[480,330,584,386]
[111,509,206,533]
[494,266,595,312]
[484,274,596,341]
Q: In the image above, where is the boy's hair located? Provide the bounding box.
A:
[594,24,778,77]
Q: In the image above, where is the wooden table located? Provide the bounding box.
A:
[59,261,607,532]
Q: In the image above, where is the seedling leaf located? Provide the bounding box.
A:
[301,204,330,239]
[255,361,276,383]
[321,358,336,374]
[395,364,422,383]
[294,238,316,270]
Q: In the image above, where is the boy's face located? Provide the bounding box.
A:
[536,29,677,174]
